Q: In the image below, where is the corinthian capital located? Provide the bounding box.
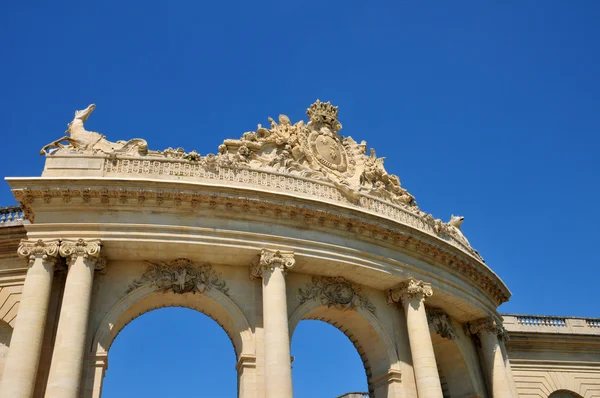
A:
[250,249,295,279]
[59,238,105,270]
[17,239,61,266]
[469,317,507,340]
[388,277,433,304]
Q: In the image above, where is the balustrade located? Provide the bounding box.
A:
[517,315,566,327]
[0,206,24,225]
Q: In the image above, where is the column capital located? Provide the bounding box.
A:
[59,238,105,271]
[250,249,295,279]
[388,277,433,304]
[469,317,508,340]
[17,239,61,266]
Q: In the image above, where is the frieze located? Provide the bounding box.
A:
[298,276,376,314]
[11,186,509,305]
[126,258,229,295]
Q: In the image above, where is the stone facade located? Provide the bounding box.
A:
[0,102,596,397]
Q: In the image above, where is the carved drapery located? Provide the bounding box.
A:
[126,258,228,295]
[388,277,433,304]
[250,249,295,280]
[426,307,458,340]
[17,239,60,266]
[298,276,376,313]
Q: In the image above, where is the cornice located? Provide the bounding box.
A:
[8,182,510,306]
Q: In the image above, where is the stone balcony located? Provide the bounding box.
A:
[503,314,600,335]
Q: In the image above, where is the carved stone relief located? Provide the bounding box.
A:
[426,307,458,340]
[298,276,376,313]
[36,100,484,262]
[126,258,228,296]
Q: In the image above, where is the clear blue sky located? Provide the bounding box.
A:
[2,1,599,396]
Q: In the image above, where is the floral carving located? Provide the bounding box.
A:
[426,307,458,340]
[388,277,433,304]
[126,258,228,295]
[298,276,376,313]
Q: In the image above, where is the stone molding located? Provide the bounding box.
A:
[426,307,458,340]
[388,277,433,304]
[298,276,376,313]
[11,186,510,305]
[250,249,295,279]
[17,239,60,266]
[59,238,105,271]
[126,258,229,296]
[469,317,508,340]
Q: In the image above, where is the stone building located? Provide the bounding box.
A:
[0,101,597,397]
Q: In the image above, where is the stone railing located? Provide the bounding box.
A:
[503,314,600,335]
[100,156,479,259]
[517,315,566,327]
[336,393,371,398]
[0,206,25,227]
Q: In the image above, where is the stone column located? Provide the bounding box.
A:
[0,239,60,398]
[389,278,443,398]
[251,249,295,398]
[469,318,513,398]
[45,239,105,398]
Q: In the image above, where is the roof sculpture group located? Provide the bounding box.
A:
[39,100,480,261]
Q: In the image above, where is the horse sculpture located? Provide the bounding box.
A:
[40,104,148,155]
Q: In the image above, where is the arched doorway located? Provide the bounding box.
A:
[291,320,368,398]
[102,307,236,397]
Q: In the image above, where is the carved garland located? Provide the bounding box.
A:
[126,258,229,296]
[298,276,376,314]
[11,188,509,305]
[426,307,458,340]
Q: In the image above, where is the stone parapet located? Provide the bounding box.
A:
[503,314,600,335]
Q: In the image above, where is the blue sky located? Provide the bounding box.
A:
[2,1,600,396]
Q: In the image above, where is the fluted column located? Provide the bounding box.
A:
[470,318,513,398]
[389,278,443,398]
[251,249,295,398]
[0,239,60,398]
[45,239,105,398]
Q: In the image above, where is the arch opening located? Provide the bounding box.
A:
[102,307,237,397]
[291,320,369,398]
[87,286,255,398]
[289,300,401,398]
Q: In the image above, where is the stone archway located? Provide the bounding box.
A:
[289,300,402,398]
[85,284,255,398]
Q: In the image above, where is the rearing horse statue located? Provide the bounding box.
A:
[40,104,147,155]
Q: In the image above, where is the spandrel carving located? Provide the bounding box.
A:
[126,258,228,296]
